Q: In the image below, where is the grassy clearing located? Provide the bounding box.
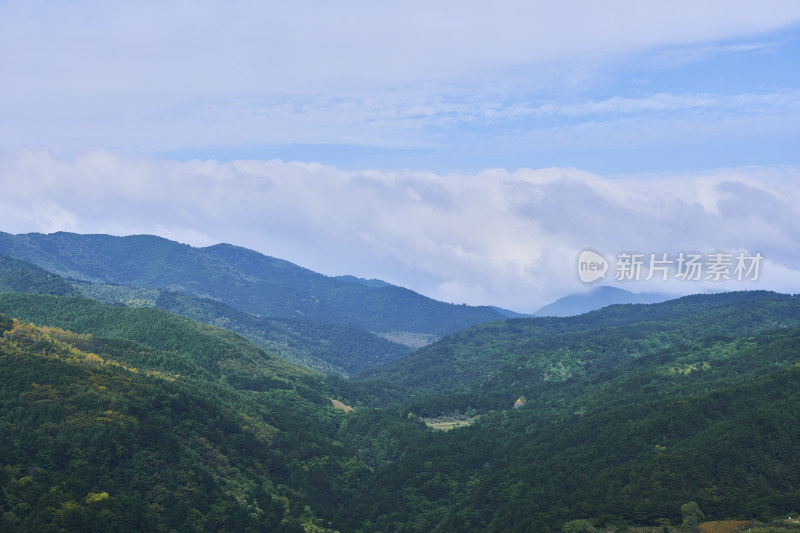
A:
[330,398,354,412]
[421,415,477,431]
[699,521,754,533]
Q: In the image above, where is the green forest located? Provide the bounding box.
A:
[0,237,799,531]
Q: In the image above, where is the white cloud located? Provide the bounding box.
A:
[4,1,798,93]
[2,1,800,163]
[1,150,799,311]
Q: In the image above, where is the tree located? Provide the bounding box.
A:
[681,501,704,527]
[562,518,598,533]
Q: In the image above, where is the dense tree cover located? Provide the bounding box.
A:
[0,256,81,298]
[359,291,800,411]
[2,289,800,531]
[0,292,316,385]
[0,311,378,531]
[0,231,505,335]
[153,291,410,376]
[340,327,800,531]
[73,283,411,376]
[0,253,410,377]
[74,282,160,308]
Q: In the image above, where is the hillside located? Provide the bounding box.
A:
[345,326,800,531]
[0,231,506,336]
[0,256,81,298]
[0,300,373,531]
[0,254,410,376]
[359,291,800,409]
[339,292,800,530]
[76,283,411,376]
[0,292,320,390]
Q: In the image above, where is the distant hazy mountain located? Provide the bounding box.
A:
[489,305,533,318]
[0,231,506,336]
[534,285,672,317]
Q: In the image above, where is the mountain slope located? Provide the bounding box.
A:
[0,302,370,531]
[0,256,411,376]
[0,292,319,389]
[0,255,81,297]
[72,282,411,376]
[0,231,506,336]
[341,294,800,531]
[359,291,800,409]
[346,327,800,531]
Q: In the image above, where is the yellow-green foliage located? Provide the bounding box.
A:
[666,361,711,375]
[20,383,61,403]
[3,319,98,364]
[330,398,354,412]
[85,492,110,504]
[543,361,573,382]
[1,319,179,381]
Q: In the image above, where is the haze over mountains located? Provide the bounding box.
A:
[534,285,672,317]
[1,231,799,531]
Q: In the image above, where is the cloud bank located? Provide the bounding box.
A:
[2,150,798,311]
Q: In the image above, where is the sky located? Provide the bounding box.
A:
[1,1,800,312]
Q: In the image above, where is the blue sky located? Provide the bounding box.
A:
[2,1,800,311]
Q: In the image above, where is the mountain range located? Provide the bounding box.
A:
[0,231,507,336]
[1,231,799,531]
[0,231,511,376]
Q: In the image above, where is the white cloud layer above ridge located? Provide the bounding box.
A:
[2,150,799,312]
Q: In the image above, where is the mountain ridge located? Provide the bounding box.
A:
[0,231,506,336]
[0,254,410,376]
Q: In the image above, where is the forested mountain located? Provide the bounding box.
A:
[0,295,371,531]
[346,326,800,531]
[342,291,800,530]
[0,256,81,298]
[2,278,799,530]
[79,283,411,376]
[359,291,800,408]
[0,256,409,376]
[0,232,505,336]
